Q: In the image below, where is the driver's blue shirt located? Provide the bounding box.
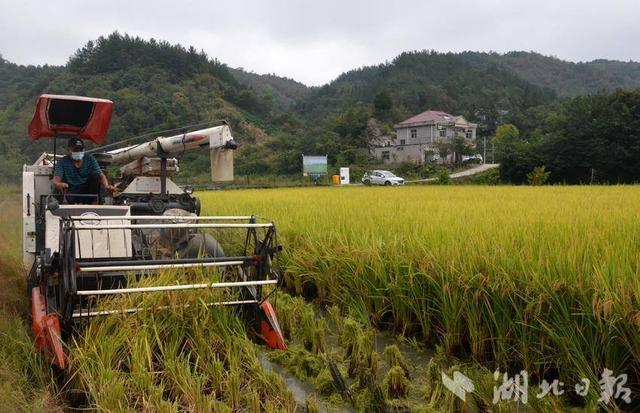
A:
[53,154,102,192]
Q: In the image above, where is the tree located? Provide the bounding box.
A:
[451,137,472,166]
[495,124,520,145]
[235,145,272,175]
[373,91,393,120]
[495,123,529,181]
[540,89,640,183]
[526,166,551,185]
[436,142,451,165]
[496,89,640,184]
[497,140,542,184]
[332,105,372,148]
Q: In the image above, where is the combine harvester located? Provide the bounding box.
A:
[22,95,286,368]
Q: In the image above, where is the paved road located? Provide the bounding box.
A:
[450,163,500,178]
[406,163,499,183]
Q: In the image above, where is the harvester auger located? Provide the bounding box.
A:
[23,94,286,369]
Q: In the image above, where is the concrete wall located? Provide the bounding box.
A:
[395,125,436,145]
[373,143,439,164]
[396,124,476,145]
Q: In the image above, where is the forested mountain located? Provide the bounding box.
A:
[229,68,310,110]
[1,34,640,182]
[0,33,279,180]
[463,51,640,97]
[0,56,61,110]
[295,50,640,131]
[240,51,559,175]
[295,51,556,137]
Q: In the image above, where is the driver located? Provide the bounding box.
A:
[52,137,116,200]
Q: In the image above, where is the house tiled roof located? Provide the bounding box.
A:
[394,110,475,128]
[396,110,454,126]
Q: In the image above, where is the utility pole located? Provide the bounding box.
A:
[483,136,487,164]
[492,141,495,163]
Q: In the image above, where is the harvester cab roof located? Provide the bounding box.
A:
[28,94,114,143]
[23,94,286,369]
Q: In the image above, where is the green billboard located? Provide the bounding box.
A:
[302,155,328,175]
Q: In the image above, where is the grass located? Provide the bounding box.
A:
[199,185,640,409]
[0,186,63,412]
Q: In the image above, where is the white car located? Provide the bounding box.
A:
[362,170,405,186]
[462,154,483,164]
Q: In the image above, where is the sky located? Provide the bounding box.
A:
[1,0,639,86]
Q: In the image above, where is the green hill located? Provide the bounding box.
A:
[464,51,640,97]
[0,33,277,181]
[0,56,61,110]
[295,51,556,136]
[294,50,640,131]
[229,68,310,110]
[2,36,640,181]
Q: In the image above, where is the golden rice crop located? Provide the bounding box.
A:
[3,184,639,410]
[199,185,640,406]
[67,270,299,412]
[0,188,299,412]
[0,186,63,411]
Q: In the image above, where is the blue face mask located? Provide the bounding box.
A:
[71,151,84,161]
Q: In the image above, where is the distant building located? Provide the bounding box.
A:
[372,110,477,164]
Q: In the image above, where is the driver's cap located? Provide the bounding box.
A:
[67,137,84,150]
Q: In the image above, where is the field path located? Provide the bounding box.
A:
[406,163,499,183]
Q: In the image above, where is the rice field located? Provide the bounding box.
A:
[200,185,640,410]
[68,276,299,412]
[0,187,301,412]
[2,184,639,411]
[0,187,62,412]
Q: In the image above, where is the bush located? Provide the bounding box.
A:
[461,168,501,185]
[527,166,551,185]
[436,168,451,184]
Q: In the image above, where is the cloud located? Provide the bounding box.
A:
[1,0,639,86]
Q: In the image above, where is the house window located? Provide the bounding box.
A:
[397,146,404,151]
[410,129,417,138]
[439,128,446,138]
[381,151,390,160]
[465,130,473,139]
[400,139,406,145]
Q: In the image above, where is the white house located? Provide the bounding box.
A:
[373,110,478,164]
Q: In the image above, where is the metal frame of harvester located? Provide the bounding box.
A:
[23,94,287,368]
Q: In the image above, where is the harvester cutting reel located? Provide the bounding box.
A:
[30,208,287,369]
